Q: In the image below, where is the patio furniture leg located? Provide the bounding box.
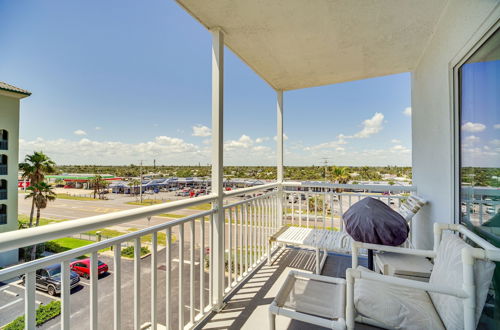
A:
[269,310,276,330]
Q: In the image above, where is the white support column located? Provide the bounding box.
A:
[276,90,284,228]
[211,27,225,310]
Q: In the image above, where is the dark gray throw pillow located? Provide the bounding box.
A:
[343,197,408,246]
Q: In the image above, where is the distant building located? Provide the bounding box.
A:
[0,82,31,267]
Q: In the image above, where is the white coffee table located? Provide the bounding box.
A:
[269,270,346,329]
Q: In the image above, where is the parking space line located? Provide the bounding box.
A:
[3,290,18,297]
[0,298,23,311]
[172,258,200,266]
[9,282,61,301]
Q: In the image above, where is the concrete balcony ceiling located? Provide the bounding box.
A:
[176,0,448,90]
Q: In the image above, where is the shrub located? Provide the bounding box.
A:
[121,245,150,258]
[4,300,61,329]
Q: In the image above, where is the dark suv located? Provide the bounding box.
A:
[21,264,80,296]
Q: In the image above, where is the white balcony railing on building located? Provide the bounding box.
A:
[0,181,418,329]
[282,182,416,231]
[461,187,500,225]
[0,183,280,330]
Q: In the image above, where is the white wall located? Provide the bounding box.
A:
[0,93,20,266]
[412,0,499,249]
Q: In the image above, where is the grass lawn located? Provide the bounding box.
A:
[159,213,185,218]
[18,214,63,227]
[56,193,99,201]
[85,228,127,237]
[51,237,93,250]
[187,203,212,211]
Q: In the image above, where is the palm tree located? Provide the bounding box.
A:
[19,152,56,227]
[25,182,56,260]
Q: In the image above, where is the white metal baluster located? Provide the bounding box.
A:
[25,271,36,330]
[323,191,326,229]
[228,208,233,288]
[306,192,310,228]
[133,239,140,330]
[239,205,243,277]
[330,192,334,229]
[61,260,70,330]
[259,198,264,260]
[348,195,352,208]
[190,220,195,325]
[151,232,158,330]
[251,201,256,267]
[209,214,213,307]
[245,202,249,272]
[199,217,205,315]
[479,196,484,225]
[90,251,99,330]
[339,195,344,232]
[166,228,172,329]
[179,224,185,330]
[114,243,122,330]
[233,207,238,282]
[314,194,318,228]
[299,192,302,227]
[291,193,295,225]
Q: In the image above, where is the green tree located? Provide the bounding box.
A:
[91,175,109,199]
[19,152,56,227]
[25,182,56,260]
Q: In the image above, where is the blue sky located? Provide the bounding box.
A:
[0,0,412,166]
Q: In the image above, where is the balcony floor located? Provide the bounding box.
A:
[201,248,379,330]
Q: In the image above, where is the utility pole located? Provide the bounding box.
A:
[153,159,156,170]
[321,157,329,180]
[140,160,143,203]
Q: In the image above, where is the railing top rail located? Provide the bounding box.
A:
[223,182,278,197]
[283,181,416,192]
[223,190,278,209]
[0,209,214,281]
[0,194,216,254]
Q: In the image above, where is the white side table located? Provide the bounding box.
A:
[269,270,346,329]
[375,252,433,282]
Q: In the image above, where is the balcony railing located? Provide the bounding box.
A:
[0,164,6,175]
[283,182,416,231]
[0,181,416,329]
[0,183,280,330]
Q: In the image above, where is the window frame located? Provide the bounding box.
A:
[451,19,500,223]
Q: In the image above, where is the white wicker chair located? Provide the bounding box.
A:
[346,223,499,330]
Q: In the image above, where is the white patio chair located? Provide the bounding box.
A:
[269,194,426,274]
[346,223,499,330]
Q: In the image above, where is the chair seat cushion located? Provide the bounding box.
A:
[355,273,445,329]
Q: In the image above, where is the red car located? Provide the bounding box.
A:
[70,259,109,279]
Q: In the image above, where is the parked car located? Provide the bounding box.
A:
[21,264,80,296]
[70,259,109,279]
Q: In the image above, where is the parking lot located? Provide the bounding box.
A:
[0,242,208,329]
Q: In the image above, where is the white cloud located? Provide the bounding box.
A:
[494,124,500,130]
[19,136,203,165]
[391,139,401,144]
[95,127,102,131]
[353,112,384,138]
[490,139,500,146]
[74,129,87,136]
[273,134,288,141]
[390,145,410,153]
[192,125,211,137]
[403,107,411,117]
[464,135,480,145]
[255,137,269,143]
[224,135,254,151]
[305,135,347,151]
[462,122,486,133]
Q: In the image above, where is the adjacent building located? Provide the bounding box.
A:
[0,82,31,266]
